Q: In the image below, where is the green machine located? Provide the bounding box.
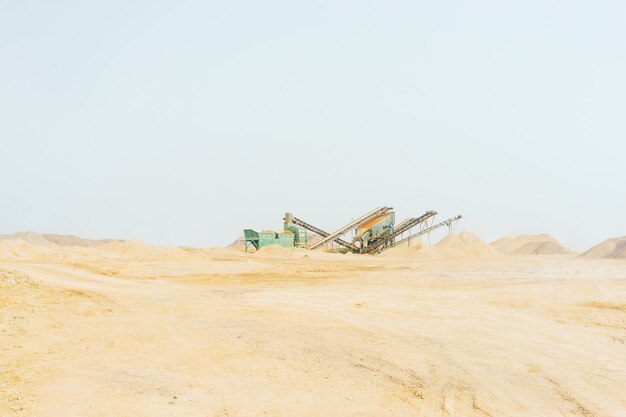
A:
[283,213,308,248]
[242,229,295,252]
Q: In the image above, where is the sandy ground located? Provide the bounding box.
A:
[1,248,626,416]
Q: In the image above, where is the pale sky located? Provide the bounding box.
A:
[1,1,625,250]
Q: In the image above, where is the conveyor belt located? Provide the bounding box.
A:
[291,216,356,251]
[393,217,412,232]
[309,206,393,250]
[384,215,462,252]
[362,210,437,254]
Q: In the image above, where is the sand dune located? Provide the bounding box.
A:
[491,234,574,255]
[579,236,626,259]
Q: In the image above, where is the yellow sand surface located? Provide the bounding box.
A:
[1,240,625,416]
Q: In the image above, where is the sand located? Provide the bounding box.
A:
[0,232,116,248]
[1,238,625,417]
[579,236,626,259]
[491,234,575,255]
[39,234,117,247]
[0,232,58,247]
[382,232,500,259]
[0,240,59,262]
[98,240,196,262]
[378,241,424,258]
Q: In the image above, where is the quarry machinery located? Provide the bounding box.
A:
[243,229,295,252]
[308,206,394,250]
[280,206,462,254]
[388,215,463,251]
[244,205,461,253]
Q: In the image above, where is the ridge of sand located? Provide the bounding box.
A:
[0,235,236,263]
[0,231,119,248]
[0,239,66,262]
[254,245,310,258]
[0,231,58,247]
[0,239,44,260]
[579,236,626,259]
[491,234,574,255]
[253,244,343,259]
[97,240,196,262]
[0,239,100,263]
[41,234,117,247]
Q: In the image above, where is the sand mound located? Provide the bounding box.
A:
[254,245,312,259]
[432,232,502,258]
[97,240,195,262]
[491,234,574,255]
[0,240,37,260]
[0,239,56,261]
[378,242,423,258]
[579,237,626,259]
[228,235,246,249]
[513,240,575,256]
[0,231,57,247]
[253,245,344,259]
[380,232,500,259]
[0,231,119,248]
[41,234,116,247]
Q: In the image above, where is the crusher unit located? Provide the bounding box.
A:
[243,206,461,254]
[281,206,462,254]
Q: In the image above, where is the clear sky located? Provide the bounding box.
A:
[1,1,625,250]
